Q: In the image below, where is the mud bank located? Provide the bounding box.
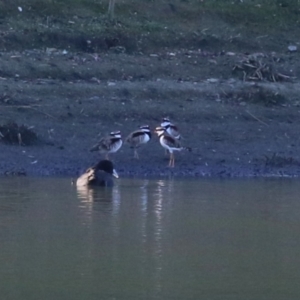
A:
[1,75,300,179]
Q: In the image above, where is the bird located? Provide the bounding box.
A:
[161,117,181,140]
[125,125,151,159]
[76,160,119,187]
[154,126,190,167]
[90,131,122,159]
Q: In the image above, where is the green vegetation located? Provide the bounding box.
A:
[0,0,299,52]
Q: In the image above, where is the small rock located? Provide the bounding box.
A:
[89,96,100,101]
[206,78,219,83]
[46,48,57,54]
[208,59,217,64]
[288,45,297,52]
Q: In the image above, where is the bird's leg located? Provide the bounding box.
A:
[134,149,139,159]
[170,153,175,168]
[105,153,109,160]
[168,153,173,167]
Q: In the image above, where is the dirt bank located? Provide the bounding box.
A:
[1,48,300,178]
[1,1,300,178]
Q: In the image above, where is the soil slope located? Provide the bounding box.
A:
[1,1,300,178]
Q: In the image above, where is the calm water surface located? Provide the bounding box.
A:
[1,177,300,300]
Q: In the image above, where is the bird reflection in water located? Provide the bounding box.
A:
[76,183,121,227]
[76,183,121,281]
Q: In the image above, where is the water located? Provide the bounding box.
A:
[1,177,300,300]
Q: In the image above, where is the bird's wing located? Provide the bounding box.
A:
[163,135,181,149]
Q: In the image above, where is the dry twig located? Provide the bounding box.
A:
[233,55,293,82]
[245,110,268,126]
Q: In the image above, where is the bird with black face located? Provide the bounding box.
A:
[76,160,119,187]
[125,125,151,159]
[90,131,122,160]
[154,126,190,168]
[161,117,181,140]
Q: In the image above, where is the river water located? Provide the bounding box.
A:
[0,177,300,300]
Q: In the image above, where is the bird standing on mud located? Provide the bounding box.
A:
[90,131,122,160]
[161,117,181,140]
[76,160,119,187]
[154,126,190,168]
[125,125,151,159]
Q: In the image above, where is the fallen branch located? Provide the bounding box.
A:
[233,54,293,82]
[245,110,268,126]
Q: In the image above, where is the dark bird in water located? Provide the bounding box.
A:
[76,160,119,187]
[125,125,151,159]
[90,131,122,159]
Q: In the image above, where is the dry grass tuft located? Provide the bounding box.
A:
[265,153,300,167]
[0,122,38,145]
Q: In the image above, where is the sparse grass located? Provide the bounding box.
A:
[202,0,300,29]
[0,122,38,145]
[223,85,287,107]
[265,153,300,167]
[0,0,299,52]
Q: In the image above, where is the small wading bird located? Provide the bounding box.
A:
[161,118,181,140]
[125,125,151,159]
[154,126,190,168]
[90,131,122,160]
[76,160,119,187]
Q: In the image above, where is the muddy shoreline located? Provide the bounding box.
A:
[1,48,300,179]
